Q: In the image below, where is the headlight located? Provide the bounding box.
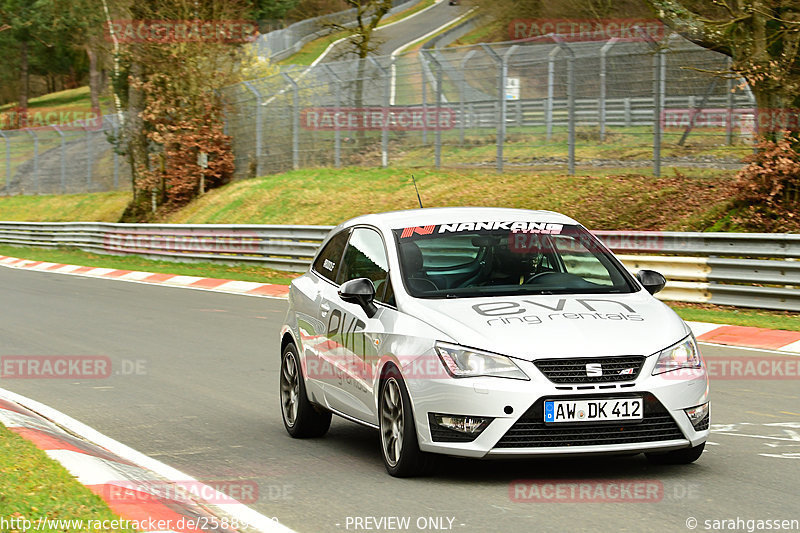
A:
[435,342,528,380]
[652,335,702,375]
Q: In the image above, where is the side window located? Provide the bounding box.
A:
[313,229,350,283]
[337,228,393,304]
[552,234,615,286]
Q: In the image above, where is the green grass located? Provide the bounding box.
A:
[668,303,800,332]
[0,191,129,222]
[0,244,299,285]
[163,166,737,232]
[0,86,112,113]
[0,423,137,532]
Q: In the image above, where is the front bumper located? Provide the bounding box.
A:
[404,356,709,458]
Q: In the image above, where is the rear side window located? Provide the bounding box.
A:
[312,229,350,283]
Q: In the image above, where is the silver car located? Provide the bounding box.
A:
[279,207,709,477]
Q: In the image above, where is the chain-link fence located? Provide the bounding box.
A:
[225,34,757,179]
[0,115,130,196]
[1,34,759,197]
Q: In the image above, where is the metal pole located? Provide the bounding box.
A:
[324,65,342,168]
[282,72,300,171]
[0,131,8,195]
[654,49,663,177]
[599,38,619,142]
[635,25,664,178]
[424,52,444,170]
[420,54,428,145]
[726,57,734,146]
[481,44,505,173]
[243,81,263,177]
[52,125,66,193]
[546,46,561,141]
[370,57,391,168]
[84,122,92,191]
[551,36,575,175]
[459,50,476,145]
[111,121,119,189]
[25,130,39,195]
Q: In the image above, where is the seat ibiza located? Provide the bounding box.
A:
[279,208,709,476]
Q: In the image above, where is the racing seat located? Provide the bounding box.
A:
[398,241,439,293]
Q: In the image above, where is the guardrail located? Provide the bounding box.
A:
[0,222,797,311]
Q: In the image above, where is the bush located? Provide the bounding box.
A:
[732,132,800,232]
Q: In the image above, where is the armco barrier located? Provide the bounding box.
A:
[0,222,797,311]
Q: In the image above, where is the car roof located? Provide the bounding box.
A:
[337,207,580,233]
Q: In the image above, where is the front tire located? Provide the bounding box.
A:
[280,343,331,438]
[378,366,436,477]
[646,442,705,465]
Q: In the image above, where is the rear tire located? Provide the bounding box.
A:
[280,343,331,438]
[646,442,705,465]
[378,366,436,477]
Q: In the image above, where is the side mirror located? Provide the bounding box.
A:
[636,269,667,295]
[338,278,378,318]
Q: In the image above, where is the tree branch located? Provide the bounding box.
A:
[643,0,736,55]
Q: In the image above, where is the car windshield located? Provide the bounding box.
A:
[392,222,635,298]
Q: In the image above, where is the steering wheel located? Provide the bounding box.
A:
[523,271,558,284]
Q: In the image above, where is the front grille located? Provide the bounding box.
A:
[495,393,685,448]
[534,356,645,384]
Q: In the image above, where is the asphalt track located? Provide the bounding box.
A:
[323,0,468,61]
[1,267,799,533]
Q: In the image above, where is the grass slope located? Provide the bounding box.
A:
[0,191,129,222]
[165,166,736,231]
[0,423,137,531]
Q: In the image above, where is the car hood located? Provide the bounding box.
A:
[399,291,690,361]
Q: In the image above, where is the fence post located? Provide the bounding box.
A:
[111,119,120,189]
[420,54,428,145]
[242,81,263,177]
[52,125,66,193]
[551,36,575,175]
[24,130,39,195]
[726,56,734,146]
[369,57,391,168]
[546,45,561,141]
[424,51,443,170]
[0,131,8,195]
[599,38,619,142]
[480,44,506,173]
[459,50,476,145]
[84,122,93,191]
[282,72,300,171]
[635,26,664,178]
[654,48,664,177]
[323,65,342,168]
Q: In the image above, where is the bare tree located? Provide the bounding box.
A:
[644,0,800,139]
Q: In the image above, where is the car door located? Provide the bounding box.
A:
[320,226,396,424]
[297,228,351,401]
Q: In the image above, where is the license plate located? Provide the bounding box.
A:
[544,398,643,423]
